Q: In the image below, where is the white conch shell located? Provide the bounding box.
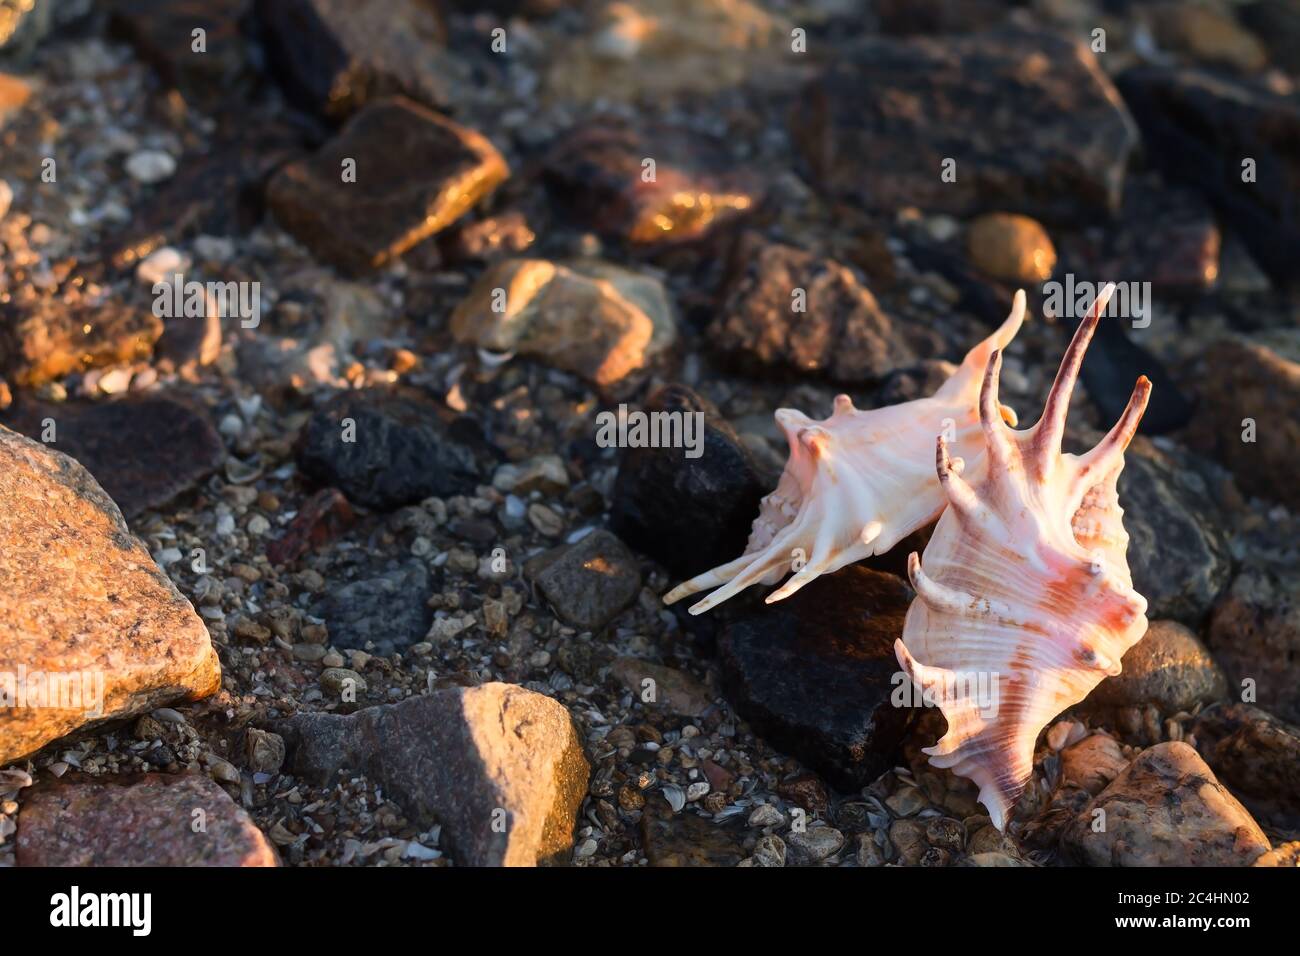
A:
[663,292,1027,615]
[895,284,1151,831]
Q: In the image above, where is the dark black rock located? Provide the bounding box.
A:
[718,565,916,792]
[255,0,448,119]
[1117,441,1232,626]
[524,529,641,632]
[309,560,430,654]
[610,384,772,581]
[0,396,223,519]
[296,387,481,510]
[1116,65,1300,288]
[1078,312,1195,435]
[793,28,1138,223]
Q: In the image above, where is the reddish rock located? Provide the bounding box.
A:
[267,487,355,565]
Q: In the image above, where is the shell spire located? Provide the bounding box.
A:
[895,284,1151,830]
[664,291,1027,614]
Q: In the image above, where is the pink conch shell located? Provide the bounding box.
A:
[895,284,1151,831]
[663,292,1027,615]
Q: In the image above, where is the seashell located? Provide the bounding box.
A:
[664,293,1027,614]
[894,284,1151,831]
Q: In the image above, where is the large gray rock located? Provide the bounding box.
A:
[1061,742,1271,866]
[276,683,590,866]
[0,426,221,765]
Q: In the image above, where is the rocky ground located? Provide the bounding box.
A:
[0,0,1298,867]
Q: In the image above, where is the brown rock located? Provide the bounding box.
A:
[266,487,355,565]
[276,683,589,866]
[1184,338,1300,510]
[1081,620,1227,715]
[1148,3,1268,73]
[966,213,1056,284]
[1192,703,1300,819]
[525,529,642,632]
[709,233,924,382]
[1059,734,1130,797]
[1061,742,1271,866]
[268,97,508,274]
[450,258,676,388]
[1254,842,1300,867]
[641,796,746,867]
[255,0,450,117]
[1,396,224,519]
[0,71,31,125]
[0,426,220,764]
[16,774,276,866]
[1206,560,1300,725]
[0,299,161,388]
[610,658,712,718]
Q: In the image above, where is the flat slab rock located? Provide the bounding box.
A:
[0,426,220,764]
[718,565,916,791]
[793,28,1137,222]
[1,396,224,519]
[16,773,277,866]
[276,682,590,866]
[268,96,507,273]
[1061,741,1271,866]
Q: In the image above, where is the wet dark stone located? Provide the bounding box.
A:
[267,97,508,273]
[108,0,256,108]
[543,120,760,247]
[718,565,916,792]
[1077,312,1195,435]
[1206,561,1300,726]
[524,530,642,633]
[793,28,1138,223]
[1116,65,1300,289]
[0,298,162,388]
[1117,441,1232,626]
[1079,620,1227,716]
[0,396,223,519]
[255,0,449,118]
[610,384,772,581]
[309,559,430,654]
[640,797,746,867]
[297,387,482,511]
[708,232,935,382]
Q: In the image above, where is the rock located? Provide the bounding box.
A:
[610,384,771,580]
[277,683,589,865]
[546,0,794,104]
[0,72,31,127]
[747,803,784,829]
[0,0,50,54]
[16,774,277,866]
[1117,441,1232,625]
[1,396,224,519]
[255,0,450,117]
[267,97,507,274]
[1080,620,1227,715]
[610,658,712,718]
[266,487,355,565]
[709,233,925,382]
[1147,3,1268,73]
[717,565,915,791]
[876,0,1009,35]
[1060,742,1271,866]
[524,529,641,632]
[750,833,786,867]
[443,211,535,264]
[1183,338,1300,510]
[962,851,1029,866]
[245,728,286,775]
[640,796,746,866]
[793,29,1137,222]
[296,387,481,510]
[492,455,568,497]
[0,426,220,764]
[1116,66,1300,288]
[1239,0,1300,74]
[1206,561,1300,725]
[124,149,177,184]
[1059,734,1130,797]
[1254,842,1300,867]
[965,213,1056,284]
[786,826,845,865]
[0,298,161,388]
[542,120,760,246]
[309,560,431,654]
[1192,703,1300,819]
[450,258,676,389]
[109,0,255,108]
